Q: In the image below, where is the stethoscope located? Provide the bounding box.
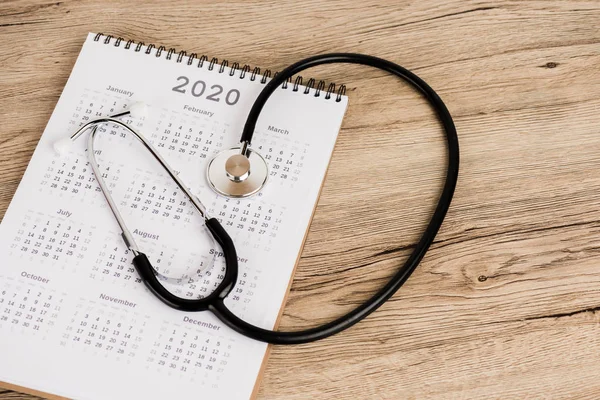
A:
[54,54,459,344]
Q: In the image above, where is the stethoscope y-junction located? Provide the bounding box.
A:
[55,53,460,344]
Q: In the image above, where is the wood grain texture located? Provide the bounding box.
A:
[1,0,600,398]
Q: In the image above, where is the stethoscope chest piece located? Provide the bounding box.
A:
[207,146,268,198]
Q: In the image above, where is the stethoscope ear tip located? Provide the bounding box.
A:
[53,137,73,156]
[129,101,148,119]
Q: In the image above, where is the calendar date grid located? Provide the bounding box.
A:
[146,320,234,388]
[60,299,149,364]
[9,210,95,269]
[0,275,66,338]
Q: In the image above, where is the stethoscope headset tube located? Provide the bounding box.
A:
[68,118,239,311]
[71,53,459,345]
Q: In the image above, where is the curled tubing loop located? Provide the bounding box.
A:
[207,53,460,344]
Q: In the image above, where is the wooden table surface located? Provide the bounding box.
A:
[1,0,600,399]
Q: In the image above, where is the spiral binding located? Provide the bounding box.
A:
[94,33,346,102]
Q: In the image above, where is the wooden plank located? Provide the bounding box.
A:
[0,0,599,398]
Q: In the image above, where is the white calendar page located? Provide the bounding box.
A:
[0,33,347,400]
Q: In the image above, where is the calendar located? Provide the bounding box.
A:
[0,33,347,400]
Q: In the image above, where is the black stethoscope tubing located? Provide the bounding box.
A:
[133,53,459,344]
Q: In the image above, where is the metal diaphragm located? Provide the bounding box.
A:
[206,147,268,198]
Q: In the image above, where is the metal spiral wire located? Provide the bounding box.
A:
[95,33,345,99]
